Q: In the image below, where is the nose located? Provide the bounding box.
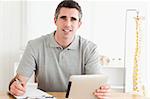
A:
[64,19,71,27]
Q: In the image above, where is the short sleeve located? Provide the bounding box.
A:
[84,44,102,74]
[17,41,36,77]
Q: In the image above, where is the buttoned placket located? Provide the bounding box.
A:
[59,48,66,66]
[58,48,70,67]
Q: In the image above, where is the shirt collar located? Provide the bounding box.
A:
[49,31,61,48]
[49,31,79,50]
[67,35,79,50]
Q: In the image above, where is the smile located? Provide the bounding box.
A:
[63,29,72,32]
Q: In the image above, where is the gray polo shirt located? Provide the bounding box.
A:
[17,31,101,92]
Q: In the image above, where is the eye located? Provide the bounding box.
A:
[71,17,77,21]
[60,16,67,20]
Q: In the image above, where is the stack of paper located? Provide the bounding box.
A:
[14,87,56,99]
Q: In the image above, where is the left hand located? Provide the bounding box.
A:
[93,84,111,99]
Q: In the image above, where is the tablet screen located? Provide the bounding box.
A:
[66,75,108,99]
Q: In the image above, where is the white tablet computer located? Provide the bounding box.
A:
[65,75,108,99]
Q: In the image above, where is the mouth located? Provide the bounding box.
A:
[63,29,72,33]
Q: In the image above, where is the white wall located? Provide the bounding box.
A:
[0,1,22,91]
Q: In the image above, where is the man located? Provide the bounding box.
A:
[9,0,110,98]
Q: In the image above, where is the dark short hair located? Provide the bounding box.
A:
[55,0,82,21]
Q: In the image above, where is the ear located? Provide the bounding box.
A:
[54,17,57,24]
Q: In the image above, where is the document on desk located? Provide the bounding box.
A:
[14,87,56,99]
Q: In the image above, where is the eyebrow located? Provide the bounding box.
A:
[60,16,66,19]
[60,16,78,21]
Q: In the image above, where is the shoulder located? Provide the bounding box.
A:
[78,35,97,50]
[27,33,51,49]
[77,35,100,64]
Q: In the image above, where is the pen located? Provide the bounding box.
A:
[15,78,23,86]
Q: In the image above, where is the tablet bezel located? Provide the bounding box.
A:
[66,74,108,99]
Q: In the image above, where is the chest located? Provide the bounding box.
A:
[37,47,83,75]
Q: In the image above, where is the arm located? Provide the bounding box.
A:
[9,74,29,96]
[84,44,111,99]
[9,41,37,96]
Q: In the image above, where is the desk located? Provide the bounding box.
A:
[0,91,150,99]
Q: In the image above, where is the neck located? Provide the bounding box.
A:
[54,32,74,48]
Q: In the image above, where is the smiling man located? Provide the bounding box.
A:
[9,0,110,99]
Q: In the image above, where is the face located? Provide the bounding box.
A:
[54,7,81,40]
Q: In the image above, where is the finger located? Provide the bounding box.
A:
[97,95,110,99]
[100,84,110,90]
[94,92,111,96]
[13,88,25,96]
[10,85,25,96]
[10,82,17,95]
[96,89,101,92]
[14,81,26,92]
[96,89,111,93]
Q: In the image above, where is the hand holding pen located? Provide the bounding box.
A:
[9,78,26,96]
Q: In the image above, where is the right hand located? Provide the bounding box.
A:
[9,79,26,96]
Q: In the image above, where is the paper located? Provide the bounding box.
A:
[14,87,56,99]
